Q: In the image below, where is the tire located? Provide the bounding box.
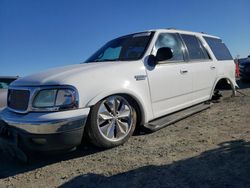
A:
[85,95,137,148]
[211,90,222,102]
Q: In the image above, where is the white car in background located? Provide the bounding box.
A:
[0,29,236,158]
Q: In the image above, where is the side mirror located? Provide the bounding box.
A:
[147,47,173,67]
[147,54,158,67]
[156,47,173,62]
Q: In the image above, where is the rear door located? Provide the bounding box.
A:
[203,36,235,83]
[180,34,216,103]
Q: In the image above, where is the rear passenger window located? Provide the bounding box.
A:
[203,37,233,60]
[181,34,208,60]
[153,33,184,61]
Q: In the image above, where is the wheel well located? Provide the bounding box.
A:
[120,94,143,128]
[212,78,236,98]
[90,93,144,128]
[214,78,233,90]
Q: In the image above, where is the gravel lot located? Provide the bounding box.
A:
[0,81,250,188]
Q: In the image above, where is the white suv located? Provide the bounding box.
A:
[0,29,237,157]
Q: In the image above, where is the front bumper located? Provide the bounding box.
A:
[0,108,90,155]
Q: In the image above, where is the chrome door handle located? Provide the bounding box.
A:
[180,69,188,74]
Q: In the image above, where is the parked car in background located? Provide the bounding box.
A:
[0,29,237,160]
[239,56,250,81]
[0,76,18,109]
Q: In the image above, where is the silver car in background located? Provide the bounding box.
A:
[0,76,18,109]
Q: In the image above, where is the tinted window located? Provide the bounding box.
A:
[154,33,184,61]
[203,37,233,60]
[197,38,211,59]
[181,34,207,60]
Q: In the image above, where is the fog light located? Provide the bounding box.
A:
[31,138,47,145]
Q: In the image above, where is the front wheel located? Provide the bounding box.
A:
[85,95,137,148]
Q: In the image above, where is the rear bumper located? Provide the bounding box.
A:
[0,108,90,155]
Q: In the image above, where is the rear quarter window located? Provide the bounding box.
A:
[203,36,233,61]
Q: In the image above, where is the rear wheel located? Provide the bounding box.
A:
[212,90,222,101]
[86,95,137,148]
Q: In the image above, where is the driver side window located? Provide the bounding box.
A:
[153,33,184,61]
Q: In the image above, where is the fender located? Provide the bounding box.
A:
[210,76,238,99]
[86,88,151,124]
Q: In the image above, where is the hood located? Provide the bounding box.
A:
[11,62,114,87]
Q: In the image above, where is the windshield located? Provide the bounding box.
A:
[85,32,154,63]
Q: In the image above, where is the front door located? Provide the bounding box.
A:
[146,33,193,118]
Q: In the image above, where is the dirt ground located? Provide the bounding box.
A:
[0,81,250,188]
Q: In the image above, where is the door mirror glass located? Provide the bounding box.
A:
[156,47,173,61]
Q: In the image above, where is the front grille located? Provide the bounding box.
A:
[8,89,30,111]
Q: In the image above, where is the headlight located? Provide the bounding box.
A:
[32,88,78,111]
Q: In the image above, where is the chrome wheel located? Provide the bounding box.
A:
[97,96,133,141]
